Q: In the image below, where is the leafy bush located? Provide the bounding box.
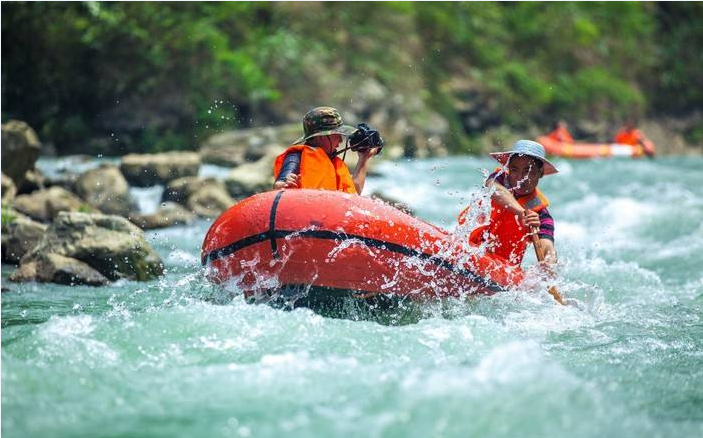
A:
[1,2,700,153]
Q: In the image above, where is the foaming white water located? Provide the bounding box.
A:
[199,163,232,179]
[37,315,120,366]
[166,249,200,267]
[130,185,164,214]
[4,156,702,438]
[36,155,114,179]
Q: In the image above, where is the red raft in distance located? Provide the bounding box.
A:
[201,189,524,303]
[538,136,652,159]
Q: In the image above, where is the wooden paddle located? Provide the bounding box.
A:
[531,230,566,305]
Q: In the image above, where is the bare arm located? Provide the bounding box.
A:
[486,178,539,228]
[486,178,523,215]
[536,237,557,266]
[351,148,379,194]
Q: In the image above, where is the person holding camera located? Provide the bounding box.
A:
[273,107,382,194]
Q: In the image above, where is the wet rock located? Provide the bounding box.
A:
[129,202,196,230]
[120,152,200,187]
[16,168,46,195]
[15,211,163,282]
[200,124,297,166]
[163,176,214,204]
[1,120,42,188]
[224,152,277,198]
[74,164,137,216]
[10,253,109,286]
[11,186,91,222]
[43,172,80,193]
[200,145,247,168]
[2,172,17,203]
[187,184,236,218]
[1,213,47,264]
[162,177,234,218]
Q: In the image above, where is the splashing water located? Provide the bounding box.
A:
[3,156,702,438]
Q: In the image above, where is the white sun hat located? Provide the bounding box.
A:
[489,139,558,175]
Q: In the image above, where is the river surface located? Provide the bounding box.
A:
[2,155,702,438]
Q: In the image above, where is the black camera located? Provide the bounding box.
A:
[348,123,384,153]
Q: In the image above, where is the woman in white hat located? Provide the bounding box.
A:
[458,139,559,269]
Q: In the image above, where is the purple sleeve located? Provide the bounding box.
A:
[538,208,555,242]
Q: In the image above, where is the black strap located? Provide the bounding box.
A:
[268,190,285,259]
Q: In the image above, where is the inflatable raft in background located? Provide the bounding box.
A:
[537,136,653,159]
[201,189,524,307]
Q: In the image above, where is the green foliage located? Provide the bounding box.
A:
[651,2,703,113]
[1,2,701,154]
[685,124,703,146]
[1,205,17,226]
[78,203,95,214]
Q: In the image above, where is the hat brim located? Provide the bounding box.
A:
[292,125,357,145]
[490,151,559,175]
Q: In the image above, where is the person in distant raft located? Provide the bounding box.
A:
[273,107,381,194]
[546,120,574,143]
[613,121,656,157]
[458,140,559,269]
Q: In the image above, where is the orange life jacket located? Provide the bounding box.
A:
[613,128,643,146]
[548,126,574,143]
[458,176,550,266]
[273,145,357,194]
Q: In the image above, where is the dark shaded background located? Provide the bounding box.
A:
[2,2,702,154]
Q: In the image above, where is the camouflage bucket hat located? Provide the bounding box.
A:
[292,107,357,144]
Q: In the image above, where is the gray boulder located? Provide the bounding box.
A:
[162,177,234,218]
[120,152,201,187]
[129,202,196,230]
[16,168,46,195]
[1,120,42,187]
[10,253,109,286]
[75,164,136,216]
[11,186,91,222]
[224,151,277,198]
[14,211,163,283]
[200,124,297,166]
[2,172,17,203]
[200,143,247,168]
[1,213,47,264]
[187,184,236,218]
[162,176,216,204]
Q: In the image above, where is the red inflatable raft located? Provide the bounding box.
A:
[201,189,524,304]
[538,136,651,159]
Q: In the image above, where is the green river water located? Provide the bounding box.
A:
[2,156,702,438]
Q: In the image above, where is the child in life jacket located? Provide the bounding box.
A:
[273,107,379,194]
[458,140,559,269]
